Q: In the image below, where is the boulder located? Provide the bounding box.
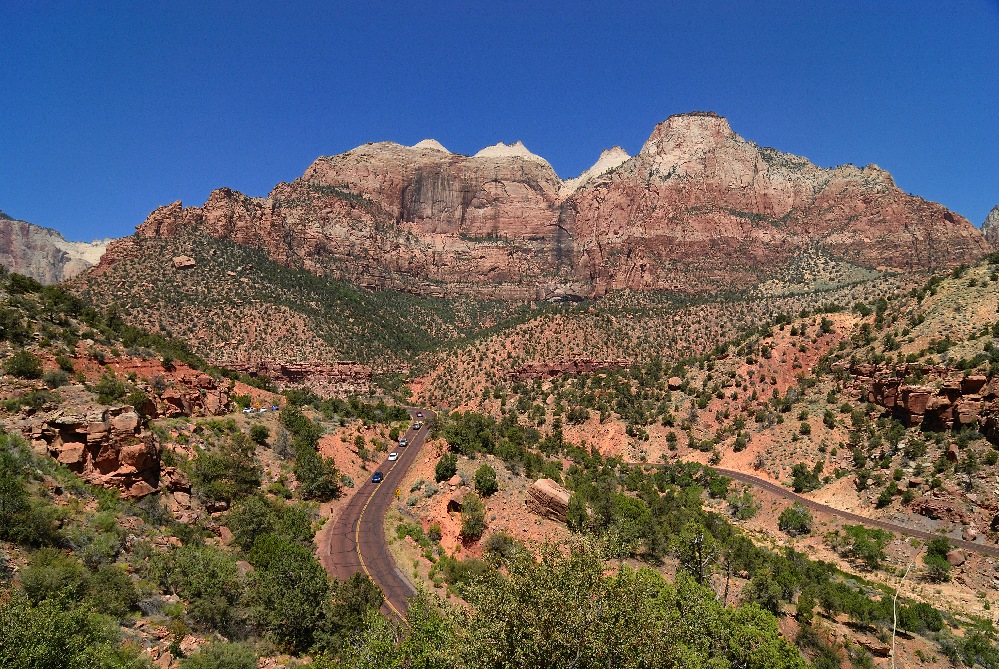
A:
[946,549,966,567]
[171,255,196,269]
[526,478,571,522]
[667,377,683,390]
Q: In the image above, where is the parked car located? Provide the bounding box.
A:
[372,472,384,483]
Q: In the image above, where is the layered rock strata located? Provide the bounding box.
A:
[101,113,989,298]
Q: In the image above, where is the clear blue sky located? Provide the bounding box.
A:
[2,1,997,241]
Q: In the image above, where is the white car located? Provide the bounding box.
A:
[388,452,399,461]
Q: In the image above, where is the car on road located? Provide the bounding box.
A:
[416,411,424,418]
[399,437,408,447]
[413,421,423,429]
[371,472,384,483]
[388,452,399,461]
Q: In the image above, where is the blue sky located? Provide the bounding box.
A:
[2,1,997,241]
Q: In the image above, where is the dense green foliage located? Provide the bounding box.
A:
[314,541,808,669]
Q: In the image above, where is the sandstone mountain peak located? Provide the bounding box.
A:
[640,111,736,155]
[983,204,999,246]
[118,112,990,300]
[412,138,451,153]
[1,213,110,283]
[474,140,551,166]
[561,146,630,195]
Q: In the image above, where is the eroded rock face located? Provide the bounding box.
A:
[108,113,990,298]
[31,407,159,498]
[0,213,109,284]
[983,205,999,246]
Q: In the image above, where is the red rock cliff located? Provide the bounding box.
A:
[118,113,989,298]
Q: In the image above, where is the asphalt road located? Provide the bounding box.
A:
[324,407,436,621]
[640,463,999,558]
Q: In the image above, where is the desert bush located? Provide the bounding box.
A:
[4,350,42,379]
[460,492,487,540]
[180,642,258,669]
[474,464,498,497]
[778,503,812,537]
[435,453,458,483]
[42,369,69,388]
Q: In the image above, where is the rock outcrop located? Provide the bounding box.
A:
[526,478,571,522]
[103,113,990,299]
[29,406,160,498]
[0,212,110,283]
[983,205,999,246]
[843,362,999,433]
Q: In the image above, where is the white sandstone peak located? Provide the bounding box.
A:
[412,139,451,153]
[561,146,631,195]
[474,141,550,165]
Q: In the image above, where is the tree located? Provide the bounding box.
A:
[249,424,270,446]
[434,453,457,483]
[294,447,341,501]
[727,489,759,520]
[841,525,891,570]
[154,544,243,634]
[0,591,146,669]
[566,494,589,532]
[460,492,487,540]
[778,503,813,537]
[673,521,718,585]
[473,464,498,497]
[248,536,331,652]
[3,350,42,379]
[923,537,953,582]
[790,462,821,493]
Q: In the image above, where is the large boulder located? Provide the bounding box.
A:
[526,478,571,522]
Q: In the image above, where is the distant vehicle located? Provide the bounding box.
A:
[388,452,399,461]
[242,408,253,414]
[416,411,424,418]
[372,472,384,483]
[413,421,423,429]
[399,437,408,447]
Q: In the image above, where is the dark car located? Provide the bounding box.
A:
[371,472,384,483]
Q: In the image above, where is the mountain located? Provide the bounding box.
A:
[107,112,990,299]
[0,211,110,283]
[983,204,999,246]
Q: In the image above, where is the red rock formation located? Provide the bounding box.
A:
[100,113,990,298]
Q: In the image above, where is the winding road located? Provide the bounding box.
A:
[655,464,999,558]
[323,408,436,621]
[322,409,998,622]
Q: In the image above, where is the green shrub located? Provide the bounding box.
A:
[0,591,146,669]
[86,564,139,619]
[474,464,499,497]
[460,492,487,540]
[4,350,42,379]
[42,369,69,389]
[92,372,129,405]
[778,503,812,537]
[153,544,243,633]
[180,642,258,669]
[20,548,89,604]
[55,354,75,372]
[435,453,457,483]
[294,446,341,501]
[249,424,270,445]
